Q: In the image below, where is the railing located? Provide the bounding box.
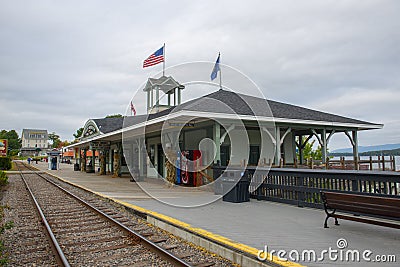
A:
[327,156,397,171]
[213,166,400,209]
[282,155,397,171]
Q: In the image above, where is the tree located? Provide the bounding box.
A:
[0,129,22,151]
[73,127,84,139]
[105,114,123,118]
[48,132,61,148]
[301,140,315,160]
[58,140,70,148]
[299,138,331,161]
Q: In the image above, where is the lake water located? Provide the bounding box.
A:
[331,155,400,171]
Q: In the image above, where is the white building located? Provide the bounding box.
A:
[20,129,49,156]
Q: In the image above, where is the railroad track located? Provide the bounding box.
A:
[2,164,59,266]
[11,161,221,267]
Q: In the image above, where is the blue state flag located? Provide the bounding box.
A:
[210,53,220,81]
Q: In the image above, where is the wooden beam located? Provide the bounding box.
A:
[352,130,359,170]
[344,131,355,147]
[301,135,313,149]
[279,128,292,146]
[199,170,213,183]
[275,127,281,165]
[321,129,327,164]
[311,129,323,146]
[220,124,235,145]
[326,130,336,145]
[262,126,276,145]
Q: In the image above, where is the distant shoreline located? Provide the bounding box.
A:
[330,148,400,157]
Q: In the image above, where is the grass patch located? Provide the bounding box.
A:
[9,162,18,171]
[0,173,11,266]
[0,205,12,266]
[0,221,13,235]
[0,173,7,187]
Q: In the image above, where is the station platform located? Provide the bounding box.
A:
[28,161,399,266]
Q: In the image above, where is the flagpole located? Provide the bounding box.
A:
[162,43,166,76]
[219,52,222,90]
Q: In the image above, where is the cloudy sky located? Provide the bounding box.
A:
[1,0,399,150]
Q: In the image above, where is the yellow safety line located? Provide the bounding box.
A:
[38,168,304,267]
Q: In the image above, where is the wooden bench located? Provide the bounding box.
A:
[320,191,400,229]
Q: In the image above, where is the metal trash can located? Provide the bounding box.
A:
[74,163,79,171]
[222,171,250,203]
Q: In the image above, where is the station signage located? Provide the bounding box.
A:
[0,139,8,156]
[168,120,195,128]
[90,141,111,150]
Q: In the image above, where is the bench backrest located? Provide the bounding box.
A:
[321,191,400,219]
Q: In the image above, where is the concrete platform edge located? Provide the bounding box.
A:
[35,167,303,267]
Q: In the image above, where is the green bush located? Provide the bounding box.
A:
[0,158,11,171]
[0,171,7,186]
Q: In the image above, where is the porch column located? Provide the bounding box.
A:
[292,132,297,163]
[275,127,281,166]
[150,88,154,109]
[105,149,110,174]
[141,138,147,178]
[298,135,303,164]
[100,150,106,175]
[92,149,96,172]
[321,129,327,164]
[156,86,160,108]
[110,148,114,174]
[213,122,221,165]
[113,147,121,177]
[352,130,359,170]
[174,89,176,105]
[81,148,87,172]
[178,88,182,105]
[147,91,150,112]
[137,138,143,179]
[76,148,81,165]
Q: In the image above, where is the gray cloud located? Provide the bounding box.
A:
[0,0,399,149]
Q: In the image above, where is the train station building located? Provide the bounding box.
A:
[67,76,382,184]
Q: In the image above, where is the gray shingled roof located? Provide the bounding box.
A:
[92,89,379,133]
[93,115,149,133]
[93,117,124,134]
[149,89,379,126]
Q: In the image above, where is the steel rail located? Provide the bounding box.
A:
[18,161,192,267]
[15,162,71,267]
[37,171,192,267]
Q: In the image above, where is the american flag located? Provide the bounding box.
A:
[130,101,136,116]
[143,46,164,68]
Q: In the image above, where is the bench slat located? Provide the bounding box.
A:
[334,214,400,229]
[324,192,400,206]
[328,201,400,219]
[321,191,400,229]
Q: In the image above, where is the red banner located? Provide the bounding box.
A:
[0,139,8,156]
